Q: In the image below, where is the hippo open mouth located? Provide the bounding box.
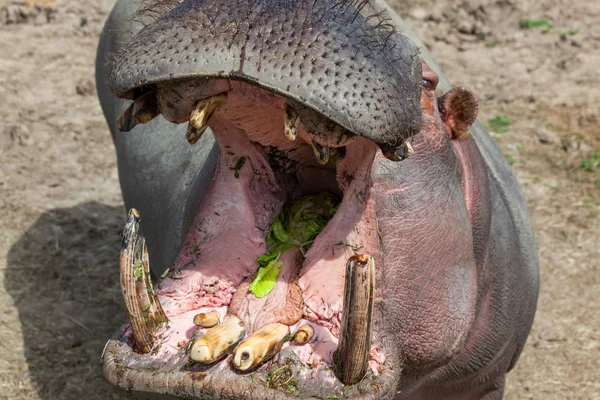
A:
[101,0,425,399]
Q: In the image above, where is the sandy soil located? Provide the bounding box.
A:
[0,0,598,399]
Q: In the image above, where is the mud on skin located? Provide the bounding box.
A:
[96,0,539,399]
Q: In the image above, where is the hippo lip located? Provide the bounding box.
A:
[103,77,405,399]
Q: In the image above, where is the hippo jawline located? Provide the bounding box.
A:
[104,78,407,399]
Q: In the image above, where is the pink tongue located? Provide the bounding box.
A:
[156,116,285,316]
[229,248,304,333]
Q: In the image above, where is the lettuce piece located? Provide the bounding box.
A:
[248,255,284,298]
[251,192,340,298]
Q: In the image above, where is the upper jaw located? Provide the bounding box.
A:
[108,0,423,151]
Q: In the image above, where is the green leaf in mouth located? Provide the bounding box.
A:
[250,192,340,298]
[248,254,284,298]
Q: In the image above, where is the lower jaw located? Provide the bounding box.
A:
[108,86,390,398]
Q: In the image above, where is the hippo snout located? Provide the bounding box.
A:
[96,0,539,399]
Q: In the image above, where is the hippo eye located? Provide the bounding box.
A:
[423,79,434,90]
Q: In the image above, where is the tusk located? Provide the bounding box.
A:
[312,141,330,165]
[117,91,160,132]
[293,324,314,345]
[379,141,414,162]
[186,93,227,145]
[190,316,245,363]
[284,104,300,141]
[334,254,375,385]
[120,209,168,354]
[193,311,220,328]
[232,323,289,372]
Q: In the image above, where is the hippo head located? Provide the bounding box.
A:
[102,0,480,399]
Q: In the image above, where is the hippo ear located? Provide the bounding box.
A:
[438,87,479,140]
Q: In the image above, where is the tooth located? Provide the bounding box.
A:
[403,141,415,158]
[284,104,300,141]
[312,141,330,165]
[117,91,160,132]
[379,141,414,162]
[190,316,245,363]
[193,312,220,328]
[186,93,227,145]
[120,209,168,354]
[334,254,375,385]
[293,324,314,345]
[232,323,289,371]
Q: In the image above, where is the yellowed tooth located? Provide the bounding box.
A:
[232,323,290,371]
[117,91,160,132]
[187,93,227,145]
[193,312,220,328]
[190,316,245,363]
[403,140,414,158]
[334,254,375,385]
[312,141,330,165]
[120,209,168,354]
[293,324,314,345]
[284,104,300,141]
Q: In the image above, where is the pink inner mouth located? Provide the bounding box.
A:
[116,81,385,392]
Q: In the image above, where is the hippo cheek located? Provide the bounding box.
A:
[99,1,434,399]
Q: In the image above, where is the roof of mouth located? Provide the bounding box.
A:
[109,0,423,148]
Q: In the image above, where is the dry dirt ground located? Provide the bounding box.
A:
[0,0,598,399]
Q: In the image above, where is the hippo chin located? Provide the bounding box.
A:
[95,0,539,399]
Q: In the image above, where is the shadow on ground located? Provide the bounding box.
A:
[5,202,127,400]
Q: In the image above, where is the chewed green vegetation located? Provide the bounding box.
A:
[249,192,340,298]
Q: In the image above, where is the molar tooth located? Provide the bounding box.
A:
[232,323,290,371]
[312,141,330,165]
[284,104,300,141]
[193,312,220,328]
[117,91,160,132]
[334,254,375,385]
[186,93,227,145]
[293,324,314,345]
[120,209,168,354]
[190,316,245,363]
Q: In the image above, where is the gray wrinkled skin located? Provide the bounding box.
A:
[108,0,423,148]
[96,0,539,399]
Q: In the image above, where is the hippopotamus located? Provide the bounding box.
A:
[95,0,539,399]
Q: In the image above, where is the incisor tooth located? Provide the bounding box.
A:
[284,104,300,141]
[232,323,289,371]
[293,324,314,345]
[119,209,168,354]
[193,312,220,328]
[190,316,245,363]
[334,254,375,385]
[186,94,227,145]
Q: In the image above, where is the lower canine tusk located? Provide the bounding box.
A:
[334,254,375,385]
[120,209,168,353]
[186,94,227,145]
[232,323,289,371]
[190,316,245,363]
